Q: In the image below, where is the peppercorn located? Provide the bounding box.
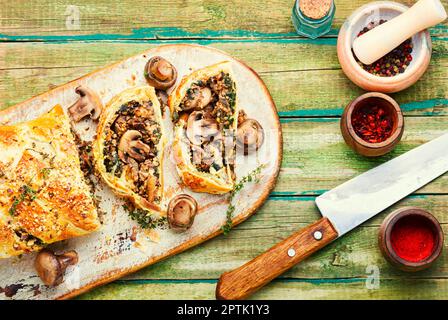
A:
[353,20,413,77]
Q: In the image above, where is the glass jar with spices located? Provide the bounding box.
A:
[291,0,335,39]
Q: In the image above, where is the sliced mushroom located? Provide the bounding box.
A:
[237,109,248,125]
[34,249,78,286]
[186,111,220,145]
[145,56,177,90]
[146,174,157,203]
[118,130,151,163]
[68,86,103,122]
[113,115,128,136]
[156,89,168,109]
[127,157,140,182]
[190,144,205,166]
[190,143,222,172]
[203,143,223,168]
[223,133,236,166]
[237,119,264,155]
[182,87,212,111]
[167,194,198,231]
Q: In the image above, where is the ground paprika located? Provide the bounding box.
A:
[390,215,436,262]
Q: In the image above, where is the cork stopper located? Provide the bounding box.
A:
[299,0,333,20]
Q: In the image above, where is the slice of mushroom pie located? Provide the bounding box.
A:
[169,62,238,194]
[0,105,100,258]
[94,86,166,216]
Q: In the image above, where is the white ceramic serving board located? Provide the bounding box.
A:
[0,44,282,300]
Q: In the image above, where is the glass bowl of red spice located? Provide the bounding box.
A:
[379,207,444,272]
[337,1,431,93]
[341,92,404,157]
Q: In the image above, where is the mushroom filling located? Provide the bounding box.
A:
[103,100,162,203]
[13,228,44,251]
[177,72,236,175]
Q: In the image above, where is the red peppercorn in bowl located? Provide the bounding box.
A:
[341,92,404,157]
[379,207,444,272]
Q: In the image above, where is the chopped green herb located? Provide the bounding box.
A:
[40,167,52,179]
[9,198,21,216]
[221,164,266,235]
[9,185,37,216]
[212,162,222,171]
[123,204,167,229]
[172,111,179,122]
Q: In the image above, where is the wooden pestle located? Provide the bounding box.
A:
[353,0,447,65]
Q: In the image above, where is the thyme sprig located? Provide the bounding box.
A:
[123,204,168,230]
[9,185,37,216]
[222,164,266,235]
[40,167,52,179]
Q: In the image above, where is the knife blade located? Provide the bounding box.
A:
[316,132,448,236]
[216,133,448,300]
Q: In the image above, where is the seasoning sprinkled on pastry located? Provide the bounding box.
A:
[0,105,100,258]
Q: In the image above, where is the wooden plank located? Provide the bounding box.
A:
[120,195,448,281]
[276,116,448,195]
[1,58,447,195]
[0,0,446,38]
[1,41,447,115]
[77,194,448,299]
[76,278,448,300]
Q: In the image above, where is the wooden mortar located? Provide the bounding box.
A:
[337,1,432,93]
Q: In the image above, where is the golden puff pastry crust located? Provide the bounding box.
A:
[168,62,238,194]
[0,105,100,258]
[93,86,166,216]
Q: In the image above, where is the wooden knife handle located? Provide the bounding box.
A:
[216,217,338,300]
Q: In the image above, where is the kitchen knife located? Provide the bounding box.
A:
[216,132,448,300]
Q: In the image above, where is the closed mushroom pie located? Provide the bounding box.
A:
[169,62,238,194]
[93,86,166,216]
[0,105,100,258]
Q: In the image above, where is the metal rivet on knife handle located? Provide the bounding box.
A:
[287,248,296,257]
[313,231,323,240]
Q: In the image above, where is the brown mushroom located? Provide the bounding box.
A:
[118,130,151,163]
[237,119,264,155]
[167,194,198,231]
[68,86,103,122]
[34,249,78,286]
[237,109,248,125]
[144,56,177,90]
[181,87,212,111]
[186,111,220,145]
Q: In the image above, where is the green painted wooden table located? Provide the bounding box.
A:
[1,0,447,299]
